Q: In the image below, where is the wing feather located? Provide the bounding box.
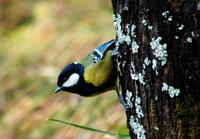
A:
[80,40,115,69]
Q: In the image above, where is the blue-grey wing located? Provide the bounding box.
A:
[93,40,115,63]
[80,40,115,68]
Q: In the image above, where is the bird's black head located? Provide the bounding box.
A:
[55,62,84,93]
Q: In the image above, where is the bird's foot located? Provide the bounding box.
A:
[117,91,129,111]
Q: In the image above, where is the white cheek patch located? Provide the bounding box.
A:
[62,73,80,87]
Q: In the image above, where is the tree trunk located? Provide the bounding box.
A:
[111,0,200,138]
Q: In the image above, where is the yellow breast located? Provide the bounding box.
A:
[84,50,113,87]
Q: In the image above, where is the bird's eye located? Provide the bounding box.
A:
[64,77,67,81]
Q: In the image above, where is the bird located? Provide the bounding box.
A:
[54,40,117,96]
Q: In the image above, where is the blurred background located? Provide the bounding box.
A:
[0,0,126,138]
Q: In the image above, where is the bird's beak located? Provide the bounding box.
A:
[54,87,62,94]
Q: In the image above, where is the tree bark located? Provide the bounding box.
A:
[111,0,200,138]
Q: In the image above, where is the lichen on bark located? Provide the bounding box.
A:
[111,0,200,138]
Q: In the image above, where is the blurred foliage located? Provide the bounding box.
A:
[0,0,32,32]
[0,0,127,139]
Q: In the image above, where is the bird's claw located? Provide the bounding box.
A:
[117,91,129,110]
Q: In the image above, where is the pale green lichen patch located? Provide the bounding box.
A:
[152,59,158,75]
[132,40,139,54]
[126,90,133,108]
[178,24,184,30]
[162,82,180,98]
[130,62,146,85]
[162,11,169,18]
[130,24,139,54]
[131,25,136,38]
[113,14,131,46]
[187,37,192,43]
[142,19,147,26]
[144,57,151,66]
[138,73,145,85]
[135,95,144,118]
[168,16,173,22]
[148,25,153,30]
[150,37,168,66]
[129,115,146,139]
[175,36,179,39]
[113,15,139,55]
